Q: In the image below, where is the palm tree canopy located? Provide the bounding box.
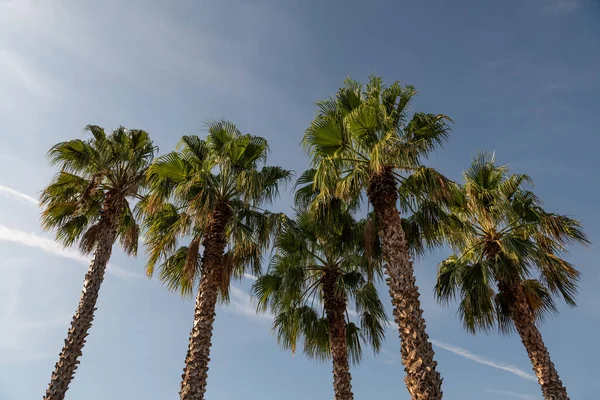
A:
[142,120,292,298]
[301,76,452,207]
[40,125,157,255]
[435,153,589,333]
[252,205,388,364]
[300,76,456,260]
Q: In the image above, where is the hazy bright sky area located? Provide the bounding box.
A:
[1,0,599,399]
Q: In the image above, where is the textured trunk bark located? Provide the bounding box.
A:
[322,269,354,400]
[44,215,118,400]
[497,280,570,400]
[179,204,230,400]
[367,169,442,400]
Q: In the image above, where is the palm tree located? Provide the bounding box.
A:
[435,153,589,400]
[252,204,387,400]
[40,126,156,400]
[143,121,291,400]
[302,76,452,399]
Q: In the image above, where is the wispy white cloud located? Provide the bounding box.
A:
[0,0,267,104]
[0,224,88,263]
[0,184,142,280]
[0,49,51,98]
[0,223,142,280]
[485,389,540,400]
[377,347,400,365]
[0,184,38,206]
[0,258,69,364]
[431,339,537,381]
[227,285,273,321]
[243,273,258,281]
[539,0,583,13]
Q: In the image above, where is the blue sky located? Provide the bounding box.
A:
[0,0,599,399]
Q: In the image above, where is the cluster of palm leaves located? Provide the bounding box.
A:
[39,76,587,400]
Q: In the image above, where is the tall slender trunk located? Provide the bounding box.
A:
[367,169,442,400]
[497,280,569,400]
[179,204,230,400]
[322,268,354,400]
[44,215,118,400]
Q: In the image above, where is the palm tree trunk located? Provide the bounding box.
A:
[322,269,354,400]
[498,280,569,400]
[367,169,442,400]
[44,217,118,400]
[179,204,230,400]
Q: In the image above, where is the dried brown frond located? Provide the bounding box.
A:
[218,251,236,301]
[79,222,102,254]
[184,236,201,283]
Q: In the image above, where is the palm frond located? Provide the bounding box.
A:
[346,322,363,365]
[434,256,463,304]
[117,204,140,256]
[79,222,103,254]
[157,246,200,298]
[521,279,558,323]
